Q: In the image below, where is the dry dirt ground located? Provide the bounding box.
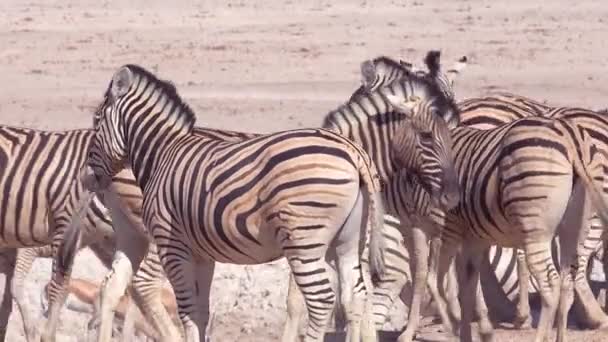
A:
[1,0,608,341]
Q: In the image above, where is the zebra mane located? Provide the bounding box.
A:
[338,57,459,126]
[121,64,197,126]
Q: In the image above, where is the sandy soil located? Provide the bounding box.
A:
[1,0,608,341]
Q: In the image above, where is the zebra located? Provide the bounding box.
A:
[365,55,608,333]
[384,93,608,342]
[458,94,608,330]
[285,51,465,342]
[66,63,458,342]
[0,122,258,342]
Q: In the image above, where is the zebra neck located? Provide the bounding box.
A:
[125,115,191,191]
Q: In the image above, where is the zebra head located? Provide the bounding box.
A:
[359,51,465,129]
[84,66,132,190]
[84,65,196,192]
[386,94,460,210]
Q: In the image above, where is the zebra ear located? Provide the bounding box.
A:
[424,50,441,78]
[399,60,414,71]
[111,66,133,98]
[360,60,376,89]
[446,56,468,86]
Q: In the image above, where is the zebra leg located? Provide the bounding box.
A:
[130,245,182,341]
[193,262,215,342]
[41,236,78,342]
[472,252,494,342]
[397,225,430,342]
[284,255,335,342]
[157,244,202,342]
[557,258,576,342]
[572,215,608,328]
[0,249,16,342]
[459,248,493,342]
[13,247,50,342]
[370,220,410,329]
[425,236,459,336]
[514,248,532,328]
[282,274,307,341]
[445,257,461,323]
[524,240,561,342]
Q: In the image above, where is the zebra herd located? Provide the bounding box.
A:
[0,49,607,342]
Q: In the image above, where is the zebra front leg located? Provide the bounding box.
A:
[514,248,531,328]
[397,225,430,342]
[425,238,459,338]
[13,247,49,342]
[0,249,16,342]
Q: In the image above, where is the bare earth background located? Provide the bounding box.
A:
[1,0,608,341]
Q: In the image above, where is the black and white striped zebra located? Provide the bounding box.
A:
[384,93,608,342]
[459,94,608,331]
[0,121,259,342]
[68,63,458,342]
[361,55,608,335]
[292,52,463,342]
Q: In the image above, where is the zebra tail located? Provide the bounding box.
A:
[58,192,94,271]
[562,121,608,225]
[358,157,386,279]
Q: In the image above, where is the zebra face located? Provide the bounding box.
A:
[387,95,460,210]
[86,67,132,189]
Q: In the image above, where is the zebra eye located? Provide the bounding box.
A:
[419,131,433,143]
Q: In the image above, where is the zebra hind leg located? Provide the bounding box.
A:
[130,245,183,341]
[334,189,381,342]
[524,240,561,342]
[514,248,532,328]
[193,262,215,342]
[0,249,16,341]
[281,274,310,342]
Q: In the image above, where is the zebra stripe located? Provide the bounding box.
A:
[385,94,608,342]
[77,64,395,342]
